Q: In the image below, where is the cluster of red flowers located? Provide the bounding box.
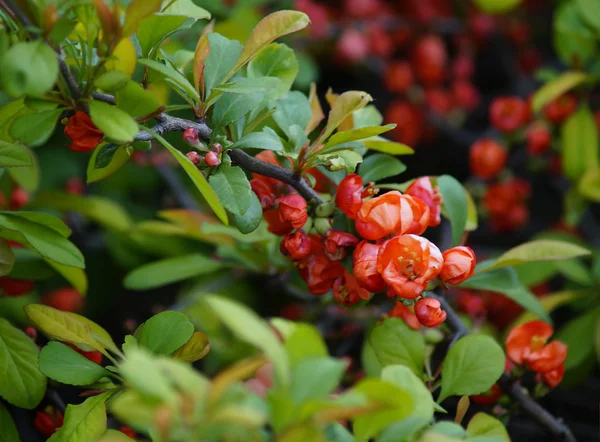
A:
[252,163,477,327]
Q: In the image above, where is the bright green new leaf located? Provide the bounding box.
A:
[214,76,281,94]
[248,43,298,100]
[234,192,263,234]
[116,81,161,118]
[531,72,589,113]
[149,130,228,224]
[576,0,600,33]
[137,15,188,57]
[318,91,373,144]
[171,331,210,362]
[438,335,505,402]
[39,342,111,386]
[0,141,33,168]
[359,153,406,183]
[94,71,130,92]
[10,109,64,147]
[48,392,112,442]
[87,143,131,184]
[65,312,118,354]
[123,0,163,36]
[203,33,243,98]
[0,318,46,409]
[0,402,19,442]
[284,323,328,367]
[0,41,59,97]
[160,0,211,20]
[561,105,599,181]
[97,429,136,442]
[381,365,435,419]
[124,253,224,290]
[290,357,347,405]
[230,127,284,151]
[369,318,426,375]
[138,58,200,102]
[438,175,468,247]
[363,139,414,155]
[209,166,253,216]
[89,101,139,144]
[212,92,263,129]
[137,310,195,356]
[204,294,290,386]
[324,125,395,150]
[46,260,88,295]
[467,412,510,441]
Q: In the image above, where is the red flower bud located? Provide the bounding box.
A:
[388,301,420,330]
[69,344,103,364]
[384,61,414,93]
[526,123,551,155]
[415,297,447,327]
[182,128,199,145]
[211,142,223,155]
[440,246,476,285]
[353,241,386,293]
[25,326,38,341]
[41,288,84,313]
[204,151,221,167]
[544,95,577,124]
[264,209,293,235]
[10,188,29,210]
[336,174,364,219]
[0,277,34,296]
[412,35,447,86]
[405,177,443,227]
[324,230,359,260]
[34,407,64,437]
[186,151,202,166]
[250,177,277,210]
[280,230,311,261]
[64,111,103,152]
[120,427,137,438]
[65,177,85,195]
[490,97,529,133]
[277,194,308,229]
[333,270,370,307]
[469,139,507,180]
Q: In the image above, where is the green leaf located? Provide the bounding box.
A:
[212,92,263,129]
[137,310,195,356]
[234,191,262,234]
[0,402,19,442]
[46,260,88,295]
[381,365,435,419]
[150,130,228,224]
[204,294,290,386]
[0,212,84,268]
[89,101,138,144]
[531,72,589,113]
[39,342,111,386]
[438,335,505,402]
[122,0,163,36]
[467,413,510,441]
[324,125,395,150]
[377,417,430,442]
[369,318,426,375]
[171,331,210,362]
[231,127,283,151]
[124,253,224,290]
[94,71,130,92]
[363,139,414,155]
[224,10,310,82]
[214,77,281,94]
[203,33,243,98]
[10,109,63,147]
[0,141,33,167]
[576,0,600,31]
[138,58,199,103]
[0,318,46,409]
[97,429,136,442]
[272,91,312,138]
[87,143,131,184]
[137,15,188,57]
[556,308,600,370]
[209,166,253,216]
[317,91,373,144]
[460,266,551,322]
[115,81,161,118]
[290,357,346,405]
[359,153,406,183]
[48,392,111,442]
[561,105,599,181]
[554,3,597,71]
[248,43,298,100]
[160,0,211,20]
[317,149,363,173]
[472,0,521,14]
[0,239,14,276]
[0,41,59,98]
[438,175,468,247]
[8,150,39,191]
[284,323,328,367]
[578,166,600,202]
[483,240,591,271]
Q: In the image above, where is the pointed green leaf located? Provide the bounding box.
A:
[248,43,298,100]
[87,143,131,184]
[137,311,194,355]
[10,109,63,147]
[48,392,111,442]
[369,318,426,375]
[90,101,139,144]
[209,166,252,216]
[39,342,111,386]
[203,33,243,98]
[359,153,406,183]
[230,127,283,151]
[532,71,589,113]
[211,92,263,129]
[318,91,373,144]
[438,175,468,247]
[0,141,33,167]
[0,402,20,442]
[363,139,414,155]
[138,59,199,102]
[233,191,262,234]
[562,105,599,181]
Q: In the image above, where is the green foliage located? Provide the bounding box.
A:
[561,105,599,181]
[39,341,111,386]
[369,318,426,375]
[438,175,469,247]
[136,310,195,355]
[48,392,112,442]
[0,403,19,442]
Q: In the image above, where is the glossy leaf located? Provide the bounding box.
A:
[359,153,406,183]
[48,392,111,442]
[87,143,131,184]
[483,240,590,271]
[556,308,600,370]
[89,101,139,144]
[138,59,199,102]
[149,130,228,224]
[8,150,39,191]
[272,91,312,138]
[124,253,224,290]
[212,92,263,129]
[363,139,414,155]
[381,365,435,419]
[284,323,328,367]
[0,239,14,277]
[531,71,589,113]
[203,33,243,98]
[234,192,263,234]
[318,91,373,144]
[467,412,510,441]
[116,81,161,118]
[214,76,281,94]
[290,357,346,405]
[230,127,283,151]
[248,43,298,100]
[0,318,46,409]
[137,311,195,356]
[94,71,130,92]
[46,260,88,295]
[0,141,33,167]
[104,39,137,76]
[438,175,468,247]
[171,331,210,362]
[10,109,63,147]
[561,105,599,181]
[439,335,505,402]
[0,402,19,442]
[369,318,426,375]
[324,125,395,150]
[137,15,188,57]
[209,166,253,216]
[39,342,110,386]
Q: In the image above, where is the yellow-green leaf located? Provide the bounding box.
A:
[467,412,510,441]
[171,331,210,362]
[87,143,131,184]
[363,139,414,155]
[532,71,589,113]
[318,91,373,144]
[123,0,163,36]
[324,125,395,150]
[90,101,139,143]
[45,259,88,295]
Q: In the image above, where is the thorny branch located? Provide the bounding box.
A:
[430,292,577,442]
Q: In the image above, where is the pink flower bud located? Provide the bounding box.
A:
[183,128,199,145]
[186,151,202,166]
[211,142,223,155]
[204,151,221,167]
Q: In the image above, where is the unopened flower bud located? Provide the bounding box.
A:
[415,297,447,327]
[315,201,335,218]
[204,151,221,167]
[186,151,202,166]
[182,128,199,145]
[314,217,331,234]
[210,142,223,155]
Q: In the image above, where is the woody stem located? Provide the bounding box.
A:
[430,292,576,442]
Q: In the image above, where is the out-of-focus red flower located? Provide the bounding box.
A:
[415,297,446,327]
[412,35,447,86]
[0,277,34,297]
[345,0,383,17]
[405,177,443,227]
[336,29,369,64]
[469,139,507,180]
[518,47,543,74]
[490,97,529,133]
[385,100,424,146]
[324,230,359,260]
[336,174,364,219]
[10,188,29,210]
[41,287,84,313]
[377,234,443,299]
[264,209,293,235]
[388,301,420,330]
[353,241,386,293]
[64,111,103,152]
[483,178,531,233]
[457,290,487,318]
[295,0,329,38]
[452,80,480,111]
[544,95,577,124]
[69,344,103,364]
[384,61,414,93]
[298,253,344,295]
[333,270,370,307]
[34,407,64,437]
[120,427,136,438]
[470,383,503,406]
[277,194,308,229]
[440,246,476,285]
[505,321,567,374]
[526,123,551,155]
[469,13,497,42]
[280,230,311,261]
[65,177,86,195]
[280,303,304,321]
[425,88,454,116]
[485,291,525,329]
[368,26,394,59]
[452,54,474,80]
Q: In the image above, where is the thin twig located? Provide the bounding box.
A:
[430,291,577,442]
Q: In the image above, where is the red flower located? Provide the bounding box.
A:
[324,230,359,260]
[527,341,568,373]
[65,177,85,195]
[469,139,507,180]
[384,61,414,93]
[414,297,447,327]
[388,301,420,330]
[333,270,370,307]
[34,407,64,437]
[264,209,293,235]
[385,100,424,146]
[412,35,447,86]
[377,234,443,299]
[505,321,567,374]
[280,230,311,261]
[352,241,386,293]
[470,383,503,406]
[336,174,364,219]
[69,344,103,364]
[277,194,308,229]
[10,188,29,210]
[540,365,565,389]
[425,88,454,116]
[452,80,480,112]
[526,123,551,155]
[0,277,34,296]
[457,290,487,318]
[41,288,84,313]
[544,95,577,124]
[405,177,443,227]
[490,97,529,133]
[120,427,136,438]
[64,111,103,152]
[251,177,277,209]
[440,246,476,285]
[336,29,369,64]
[298,254,344,295]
